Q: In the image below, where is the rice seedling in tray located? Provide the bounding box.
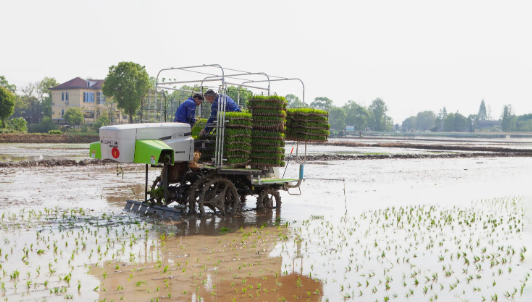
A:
[252,131,285,140]
[252,122,285,131]
[286,108,328,116]
[224,143,252,153]
[286,120,330,130]
[286,108,329,142]
[287,128,330,136]
[249,96,287,167]
[224,128,251,137]
[221,112,252,166]
[251,137,285,147]
[248,95,287,108]
[250,108,287,117]
[224,112,252,128]
[225,135,252,144]
[285,132,328,142]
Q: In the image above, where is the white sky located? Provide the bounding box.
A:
[1,0,531,123]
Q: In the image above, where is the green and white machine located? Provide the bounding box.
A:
[90,64,319,218]
[90,123,193,165]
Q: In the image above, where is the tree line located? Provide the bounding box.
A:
[5,61,531,134]
[401,100,532,132]
[285,95,394,131]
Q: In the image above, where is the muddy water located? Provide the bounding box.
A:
[284,142,442,156]
[332,136,532,150]
[1,157,532,301]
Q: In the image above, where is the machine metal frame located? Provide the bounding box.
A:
[154,64,306,168]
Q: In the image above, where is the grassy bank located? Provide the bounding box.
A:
[0,133,99,143]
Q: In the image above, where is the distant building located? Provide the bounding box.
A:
[49,77,128,124]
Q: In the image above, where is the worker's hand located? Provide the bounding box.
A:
[199,130,205,137]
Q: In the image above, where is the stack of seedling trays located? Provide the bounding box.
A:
[286,108,329,142]
[222,112,252,166]
[249,96,287,167]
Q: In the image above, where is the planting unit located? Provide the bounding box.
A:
[89,64,326,217]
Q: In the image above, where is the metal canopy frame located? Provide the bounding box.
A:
[155,64,306,168]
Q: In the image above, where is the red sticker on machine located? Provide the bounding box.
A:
[112,147,120,158]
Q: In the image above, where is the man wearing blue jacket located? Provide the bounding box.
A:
[200,89,241,136]
[174,93,203,128]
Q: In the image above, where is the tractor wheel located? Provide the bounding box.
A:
[198,177,239,216]
[187,176,210,214]
[258,188,281,210]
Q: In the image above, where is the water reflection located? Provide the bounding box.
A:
[90,210,322,301]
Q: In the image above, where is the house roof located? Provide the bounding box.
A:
[50,77,104,90]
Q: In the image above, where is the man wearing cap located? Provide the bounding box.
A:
[200,89,241,136]
[174,93,204,128]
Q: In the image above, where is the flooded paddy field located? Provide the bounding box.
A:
[0,144,89,162]
[0,154,531,301]
[332,136,532,151]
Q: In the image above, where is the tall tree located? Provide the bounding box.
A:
[328,106,346,130]
[444,112,467,132]
[102,62,150,123]
[0,86,16,127]
[285,94,307,108]
[415,111,436,131]
[11,95,27,118]
[368,98,388,131]
[309,97,333,110]
[64,107,84,126]
[21,82,41,124]
[401,116,416,131]
[453,112,467,131]
[478,100,487,121]
[385,116,394,131]
[0,76,17,94]
[501,105,513,131]
[342,100,369,130]
[39,77,59,118]
[226,86,252,107]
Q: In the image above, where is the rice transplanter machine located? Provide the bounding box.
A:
[89,64,315,218]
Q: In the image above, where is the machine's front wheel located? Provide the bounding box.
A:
[187,176,210,214]
[258,188,281,210]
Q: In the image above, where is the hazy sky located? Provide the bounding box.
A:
[1,0,531,123]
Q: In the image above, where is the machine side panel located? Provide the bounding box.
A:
[134,140,174,165]
[99,129,136,163]
[89,142,101,159]
[165,137,193,162]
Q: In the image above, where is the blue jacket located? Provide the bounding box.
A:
[204,94,241,133]
[174,97,197,127]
